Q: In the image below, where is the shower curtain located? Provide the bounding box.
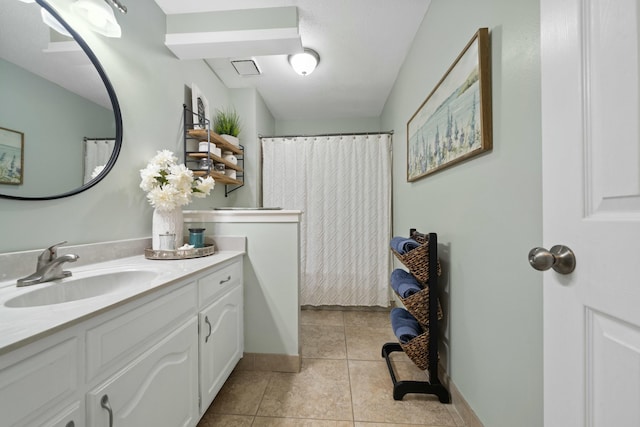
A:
[262,134,392,307]
[83,138,115,183]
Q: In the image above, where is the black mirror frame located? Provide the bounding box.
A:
[0,0,123,201]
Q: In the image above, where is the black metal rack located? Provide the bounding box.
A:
[182,105,244,197]
[382,230,451,403]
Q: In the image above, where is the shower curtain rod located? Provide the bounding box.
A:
[84,137,116,141]
[259,130,394,139]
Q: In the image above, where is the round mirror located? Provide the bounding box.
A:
[0,0,122,200]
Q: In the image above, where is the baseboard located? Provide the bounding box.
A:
[439,364,484,427]
[236,352,301,373]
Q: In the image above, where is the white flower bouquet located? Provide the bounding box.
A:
[140,150,215,211]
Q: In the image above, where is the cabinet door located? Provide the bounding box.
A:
[41,402,84,427]
[87,318,198,427]
[199,285,243,412]
[0,338,79,427]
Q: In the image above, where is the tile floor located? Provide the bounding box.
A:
[197,308,464,427]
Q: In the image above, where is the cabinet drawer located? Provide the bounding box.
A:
[198,259,242,307]
[86,283,196,382]
[0,338,78,427]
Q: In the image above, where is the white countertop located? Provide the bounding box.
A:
[0,250,243,355]
[184,209,302,223]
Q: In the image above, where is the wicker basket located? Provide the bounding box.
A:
[399,329,431,370]
[399,287,444,327]
[391,235,441,284]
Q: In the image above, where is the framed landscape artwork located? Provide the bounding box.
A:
[0,127,24,185]
[407,28,492,182]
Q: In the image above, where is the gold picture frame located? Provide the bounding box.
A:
[407,28,492,182]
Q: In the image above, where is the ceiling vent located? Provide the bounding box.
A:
[231,59,261,76]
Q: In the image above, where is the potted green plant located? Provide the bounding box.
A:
[213,107,241,147]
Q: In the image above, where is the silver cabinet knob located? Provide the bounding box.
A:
[528,245,576,274]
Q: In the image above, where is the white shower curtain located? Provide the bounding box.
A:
[262,134,392,307]
[83,138,115,183]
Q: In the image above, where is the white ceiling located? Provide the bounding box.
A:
[0,0,111,109]
[153,0,432,121]
[1,1,431,122]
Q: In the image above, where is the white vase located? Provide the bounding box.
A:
[152,208,184,250]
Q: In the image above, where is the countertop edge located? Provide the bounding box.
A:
[184,209,302,223]
[0,250,244,356]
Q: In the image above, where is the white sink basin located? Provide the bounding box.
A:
[5,270,159,308]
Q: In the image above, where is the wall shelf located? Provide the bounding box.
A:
[183,105,244,197]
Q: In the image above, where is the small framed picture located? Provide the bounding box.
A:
[191,83,210,130]
[0,127,24,185]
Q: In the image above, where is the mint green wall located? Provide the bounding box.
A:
[0,0,231,252]
[0,58,114,197]
[381,1,542,426]
[275,116,381,136]
[0,2,543,423]
[201,221,300,356]
[254,89,276,207]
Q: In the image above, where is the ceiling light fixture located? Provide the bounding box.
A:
[288,48,320,76]
[70,0,124,38]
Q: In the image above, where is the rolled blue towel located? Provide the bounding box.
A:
[390,269,423,298]
[390,236,420,254]
[390,308,422,344]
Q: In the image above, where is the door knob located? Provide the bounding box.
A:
[528,245,576,274]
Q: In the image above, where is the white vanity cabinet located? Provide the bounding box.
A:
[0,335,83,427]
[85,284,199,427]
[198,259,244,414]
[44,406,84,427]
[86,318,199,427]
[0,254,244,427]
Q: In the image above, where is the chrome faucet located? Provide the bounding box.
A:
[17,241,79,287]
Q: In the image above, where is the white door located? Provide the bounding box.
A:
[540,0,640,425]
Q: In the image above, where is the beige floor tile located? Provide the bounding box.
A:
[197,413,254,427]
[349,360,456,426]
[387,355,429,379]
[385,349,418,365]
[343,310,391,329]
[257,359,353,421]
[301,309,345,326]
[445,404,466,427]
[198,309,461,427]
[301,324,347,359]
[254,417,354,426]
[208,370,273,416]
[354,423,445,427]
[345,326,397,361]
